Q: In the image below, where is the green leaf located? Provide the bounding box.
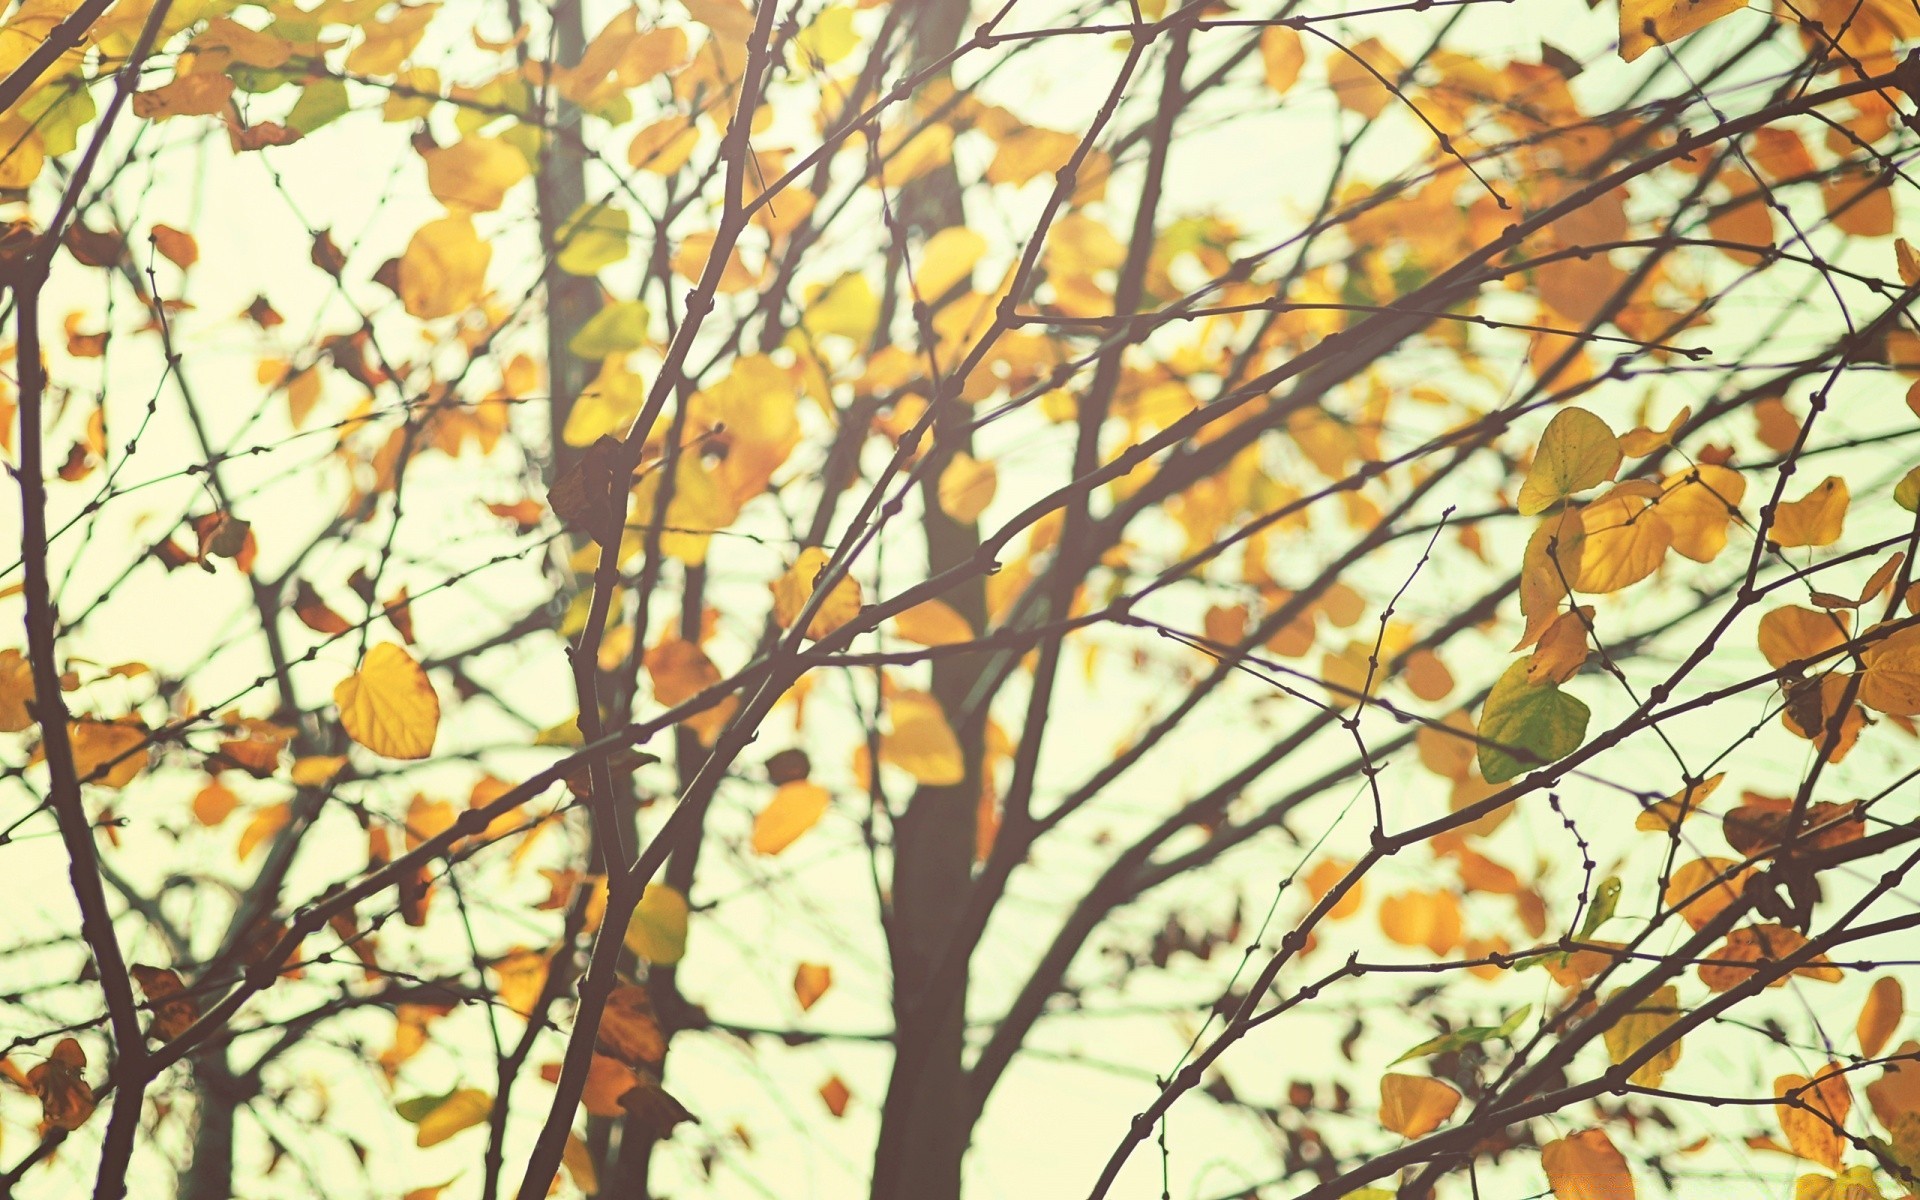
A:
[569,300,652,359]
[623,883,688,965]
[395,1087,457,1124]
[286,78,350,135]
[1392,1005,1532,1065]
[414,1087,491,1148]
[1477,658,1590,784]
[556,201,630,276]
[1577,875,1622,939]
[20,80,96,157]
[500,121,543,170]
[1517,407,1621,516]
[1897,466,1920,513]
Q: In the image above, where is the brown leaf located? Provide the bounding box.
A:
[130,965,199,1041]
[26,1038,94,1131]
[597,985,666,1067]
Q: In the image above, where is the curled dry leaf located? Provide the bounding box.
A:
[27,1038,94,1131]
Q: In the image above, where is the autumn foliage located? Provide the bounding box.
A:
[10,0,1920,1198]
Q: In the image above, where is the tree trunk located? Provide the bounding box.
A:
[177,1056,238,1200]
[870,2,978,1198]
[536,0,600,486]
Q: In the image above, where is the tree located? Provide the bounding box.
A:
[6,0,1920,1197]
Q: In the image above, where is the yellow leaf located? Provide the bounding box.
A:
[1860,624,1920,715]
[348,3,438,74]
[1378,1073,1461,1138]
[624,884,688,965]
[1518,512,1586,648]
[334,642,440,760]
[1758,606,1850,671]
[1378,889,1462,956]
[422,136,528,213]
[68,717,148,787]
[879,690,964,786]
[1575,489,1672,593]
[917,226,986,300]
[1527,608,1591,685]
[794,962,832,1011]
[628,116,698,174]
[1260,26,1304,94]
[1602,984,1684,1086]
[132,73,235,120]
[1635,772,1723,832]
[801,272,878,342]
[237,802,290,860]
[492,947,548,1017]
[1542,1129,1635,1200]
[1618,406,1690,457]
[1797,1167,1886,1200]
[793,5,856,66]
[1327,38,1403,120]
[415,1087,490,1148]
[1654,463,1744,562]
[751,780,831,855]
[289,755,348,787]
[384,66,439,122]
[938,453,997,524]
[1618,0,1746,61]
[891,598,974,647]
[1519,408,1622,516]
[563,356,647,447]
[771,547,863,640]
[1777,1067,1851,1170]
[556,202,631,276]
[1771,476,1848,549]
[568,299,651,359]
[0,648,33,731]
[1859,976,1903,1058]
[398,215,491,320]
[985,123,1079,187]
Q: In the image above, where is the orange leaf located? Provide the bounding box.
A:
[1700,924,1843,992]
[1379,1073,1461,1138]
[794,962,832,1011]
[1542,1129,1635,1200]
[1858,977,1903,1059]
[819,1074,851,1117]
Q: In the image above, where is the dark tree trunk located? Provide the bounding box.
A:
[178,1056,238,1200]
[870,2,979,1198]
